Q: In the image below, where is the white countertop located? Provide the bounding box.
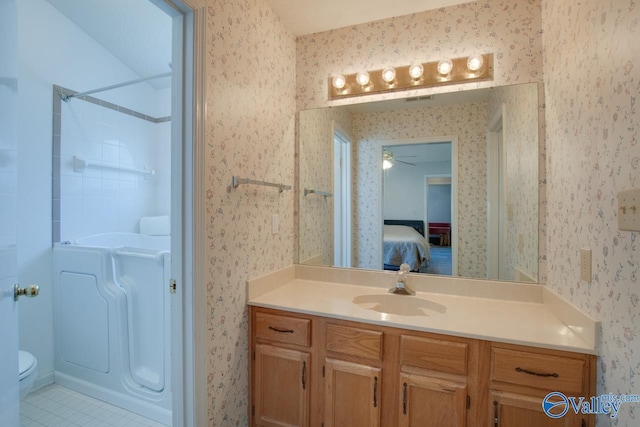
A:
[247,265,600,355]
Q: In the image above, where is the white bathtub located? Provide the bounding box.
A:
[53,233,171,424]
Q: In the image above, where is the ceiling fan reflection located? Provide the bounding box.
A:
[383,149,416,168]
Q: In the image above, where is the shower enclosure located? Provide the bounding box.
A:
[51,75,172,424]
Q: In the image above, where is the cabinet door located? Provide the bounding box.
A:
[398,373,467,427]
[324,358,381,427]
[490,391,582,427]
[254,344,310,427]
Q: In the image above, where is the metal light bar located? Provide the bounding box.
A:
[62,72,172,102]
[73,155,155,176]
[232,176,291,193]
[329,54,493,100]
[304,189,333,198]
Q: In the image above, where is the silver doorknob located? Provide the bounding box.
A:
[14,284,39,301]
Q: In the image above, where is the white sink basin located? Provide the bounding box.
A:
[352,294,447,317]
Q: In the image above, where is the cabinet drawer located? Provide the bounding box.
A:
[255,312,311,347]
[326,323,383,361]
[491,347,585,394]
[400,335,468,375]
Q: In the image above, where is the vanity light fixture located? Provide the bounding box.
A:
[331,74,346,90]
[328,53,493,100]
[437,59,453,75]
[381,67,396,83]
[408,63,424,80]
[466,54,484,72]
[356,71,370,86]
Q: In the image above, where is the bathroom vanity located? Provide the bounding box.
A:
[247,266,598,427]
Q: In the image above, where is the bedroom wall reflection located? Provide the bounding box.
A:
[297,82,542,283]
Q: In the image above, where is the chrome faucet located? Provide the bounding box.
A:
[389,263,415,295]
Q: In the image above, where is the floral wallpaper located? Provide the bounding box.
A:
[201,0,640,423]
[296,0,543,111]
[203,0,296,424]
[542,0,640,425]
[487,83,541,282]
[196,0,619,424]
[351,102,488,278]
[298,107,352,265]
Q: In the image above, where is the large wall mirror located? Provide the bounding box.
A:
[298,82,542,283]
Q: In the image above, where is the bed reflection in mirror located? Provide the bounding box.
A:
[297,83,542,283]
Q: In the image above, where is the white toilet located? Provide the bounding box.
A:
[19,350,38,400]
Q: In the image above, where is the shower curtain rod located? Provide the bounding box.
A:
[61,71,172,102]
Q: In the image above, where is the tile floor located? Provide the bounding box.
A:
[20,384,168,427]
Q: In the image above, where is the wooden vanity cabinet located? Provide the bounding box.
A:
[251,310,314,427]
[324,358,381,427]
[254,344,310,427]
[249,307,596,427]
[486,343,597,427]
[323,323,384,427]
[398,335,476,427]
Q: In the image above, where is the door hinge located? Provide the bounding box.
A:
[466,395,471,409]
[252,351,255,361]
[252,405,255,416]
[169,279,177,294]
[322,365,325,377]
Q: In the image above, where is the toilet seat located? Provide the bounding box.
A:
[19,350,36,381]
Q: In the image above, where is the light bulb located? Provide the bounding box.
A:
[437,59,453,75]
[356,71,370,86]
[332,74,346,90]
[382,67,396,83]
[383,159,393,170]
[467,54,484,71]
[409,63,424,79]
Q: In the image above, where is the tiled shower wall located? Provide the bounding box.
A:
[52,86,171,243]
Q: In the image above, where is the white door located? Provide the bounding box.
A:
[0,0,20,424]
[333,127,352,268]
[487,108,505,280]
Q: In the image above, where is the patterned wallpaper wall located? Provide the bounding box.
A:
[351,102,488,278]
[542,0,639,424]
[203,0,639,423]
[298,107,352,265]
[296,0,543,111]
[203,0,296,424]
[487,83,540,282]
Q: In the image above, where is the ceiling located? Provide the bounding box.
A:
[43,0,470,91]
[264,0,472,37]
[45,0,172,89]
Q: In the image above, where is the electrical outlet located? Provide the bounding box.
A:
[618,188,640,231]
[518,234,524,253]
[271,214,279,234]
[580,248,592,283]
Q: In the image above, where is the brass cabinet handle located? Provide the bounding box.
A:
[402,382,408,415]
[268,326,294,334]
[515,367,559,378]
[373,376,378,408]
[301,361,306,390]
